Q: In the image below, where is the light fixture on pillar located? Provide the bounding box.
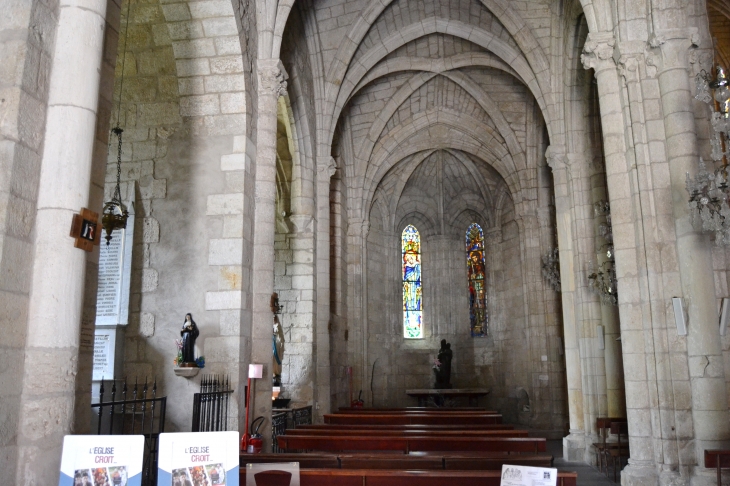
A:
[101,0,132,245]
[587,201,618,306]
[541,247,561,292]
[687,66,730,245]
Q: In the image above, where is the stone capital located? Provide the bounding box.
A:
[581,32,616,72]
[648,28,700,73]
[318,156,338,178]
[545,145,567,170]
[257,59,288,97]
[361,221,370,238]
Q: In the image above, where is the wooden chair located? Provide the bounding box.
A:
[592,417,625,473]
[704,449,730,486]
[605,421,630,481]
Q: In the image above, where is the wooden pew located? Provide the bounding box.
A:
[288,428,529,438]
[704,449,730,486]
[241,452,553,470]
[277,435,546,454]
[337,407,497,414]
[297,424,514,431]
[240,468,577,486]
[240,453,338,468]
[323,413,502,425]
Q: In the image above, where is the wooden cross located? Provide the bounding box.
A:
[70,208,101,252]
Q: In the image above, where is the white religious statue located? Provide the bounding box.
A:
[271,293,285,386]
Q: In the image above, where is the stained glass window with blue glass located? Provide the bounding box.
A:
[402,225,423,338]
[466,223,487,336]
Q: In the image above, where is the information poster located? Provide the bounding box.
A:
[58,435,144,486]
[157,431,239,486]
[93,328,116,381]
[501,464,558,486]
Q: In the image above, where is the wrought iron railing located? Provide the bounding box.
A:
[192,375,233,432]
[91,378,166,486]
[292,405,313,426]
[271,412,288,453]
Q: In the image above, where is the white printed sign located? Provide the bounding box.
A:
[58,435,144,486]
[158,431,239,486]
[500,464,558,486]
[93,328,116,381]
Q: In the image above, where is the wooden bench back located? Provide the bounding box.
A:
[324,414,502,425]
[277,435,546,454]
[240,468,577,486]
[297,424,513,431]
[336,407,497,414]
[289,429,528,438]
[242,452,554,470]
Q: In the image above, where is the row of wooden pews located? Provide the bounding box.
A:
[241,407,578,486]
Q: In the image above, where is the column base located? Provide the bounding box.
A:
[563,432,586,462]
[622,461,659,486]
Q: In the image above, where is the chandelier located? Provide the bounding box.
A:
[541,247,561,292]
[588,201,618,306]
[686,66,730,245]
[101,0,132,245]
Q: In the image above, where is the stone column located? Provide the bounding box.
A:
[251,59,287,451]
[582,33,662,486]
[315,156,337,420]
[654,32,730,484]
[360,220,370,405]
[590,175,625,419]
[17,0,109,483]
[546,147,586,461]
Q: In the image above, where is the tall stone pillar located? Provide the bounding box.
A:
[654,32,730,485]
[590,175,625,419]
[546,147,586,461]
[251,59,287,450]
[17,0,109,483]
[315,156,337,420]
[582,33,661,486]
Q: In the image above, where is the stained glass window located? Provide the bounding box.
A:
[466,223,487,337]
[402,225,423,338]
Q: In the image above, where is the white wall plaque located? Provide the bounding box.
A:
[95,198,135,326]
[93,328,116,381]
[500,464,558,486]
[158,431,240,486]
[58,435,144,486]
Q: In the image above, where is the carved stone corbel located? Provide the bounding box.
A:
[258,59,289,97]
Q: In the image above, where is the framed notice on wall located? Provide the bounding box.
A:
[157,431,239,486]
[500,464,558,486]
[58,435,144,486]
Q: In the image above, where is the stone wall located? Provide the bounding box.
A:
[106,0,252,432]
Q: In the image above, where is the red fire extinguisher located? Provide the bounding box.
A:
[244,416,265,454]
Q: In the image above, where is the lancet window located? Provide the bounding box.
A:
[402,225,423,339]
[466,223,487,336]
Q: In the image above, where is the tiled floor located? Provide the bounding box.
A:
[547,440,619,486]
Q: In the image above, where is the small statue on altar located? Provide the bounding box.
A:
[433,339,453,389]
[180,313,199,365]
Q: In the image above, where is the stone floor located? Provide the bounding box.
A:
[548,440,619,486]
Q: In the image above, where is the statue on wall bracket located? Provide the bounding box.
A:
[180,313,200,367]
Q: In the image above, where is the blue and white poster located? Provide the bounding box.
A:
[157,431,239,486]
[58,435,144,486]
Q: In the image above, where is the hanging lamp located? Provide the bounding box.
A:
[101,0,133,245]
